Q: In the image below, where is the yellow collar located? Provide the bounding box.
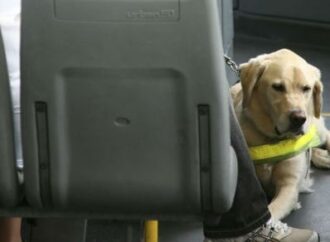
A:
[249,124,322,165]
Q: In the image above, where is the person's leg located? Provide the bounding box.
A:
[0,217,22,242]
[203,103,319,242]
[203,103,270,239]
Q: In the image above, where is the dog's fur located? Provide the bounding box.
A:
[231,49,330,220]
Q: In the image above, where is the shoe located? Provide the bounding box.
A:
[205,219,319,242]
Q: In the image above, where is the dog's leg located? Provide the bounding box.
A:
[312,131,330,168]
[269,155,307,220]
[312,148,330,168]
[268,184,299,220]
[312,119,330,168]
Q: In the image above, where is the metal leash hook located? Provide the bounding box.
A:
[224,54,240,76]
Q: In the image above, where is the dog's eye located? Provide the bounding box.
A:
[302,85,311,93]
[272,83,285,92]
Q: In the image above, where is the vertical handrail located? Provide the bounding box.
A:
[145,220,158,242]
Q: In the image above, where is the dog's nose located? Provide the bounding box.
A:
[289,110,306,130]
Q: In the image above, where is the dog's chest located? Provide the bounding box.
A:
[255,164,274,187]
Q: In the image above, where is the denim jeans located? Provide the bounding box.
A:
[203,103,271,238]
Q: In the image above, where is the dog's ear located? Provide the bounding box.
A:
[309,65,323,118]
[239,56,267,108]
[313,69,323,118]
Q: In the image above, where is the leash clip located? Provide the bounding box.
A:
[224,55,240,77]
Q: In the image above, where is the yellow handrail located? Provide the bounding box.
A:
[145,220,158,242]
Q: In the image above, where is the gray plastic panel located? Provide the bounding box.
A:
[21,0,237,215]
[239,0,330,23]
[55,0,180,22]
[221,0,234,55]
[220,0,235,83]
[0,29,20,207]
[233,0,238,10]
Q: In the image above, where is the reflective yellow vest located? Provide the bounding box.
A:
[249,125,322,165]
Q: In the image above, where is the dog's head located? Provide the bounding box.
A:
[240,49,323,138]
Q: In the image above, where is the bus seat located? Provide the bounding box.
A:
[0,29,20,207]
[21,0,237,217]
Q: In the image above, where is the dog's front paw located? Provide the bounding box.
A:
[312,148,330,169]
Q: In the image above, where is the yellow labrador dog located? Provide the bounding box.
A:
[231,49,330,220]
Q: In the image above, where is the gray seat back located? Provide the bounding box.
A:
[21,0,237,216]
[0,29,20,207]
